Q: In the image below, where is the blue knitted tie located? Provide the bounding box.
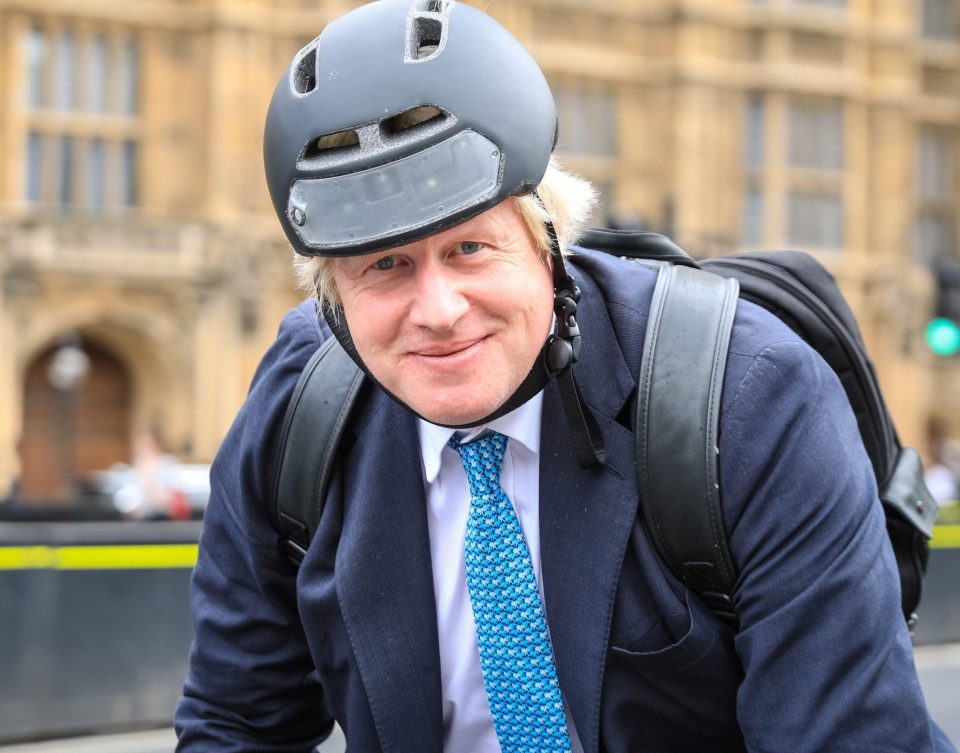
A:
[448,432,571,753]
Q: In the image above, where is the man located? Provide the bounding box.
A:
[175,1,955,751]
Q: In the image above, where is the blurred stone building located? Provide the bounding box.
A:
[0,0,958,500]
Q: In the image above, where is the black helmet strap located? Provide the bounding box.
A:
[321,219,606,468]
[545,222,606,469]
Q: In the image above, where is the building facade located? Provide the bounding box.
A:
[0,0,957,500]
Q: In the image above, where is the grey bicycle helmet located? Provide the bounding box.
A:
[263,0,557,257]
[263,0,602,464]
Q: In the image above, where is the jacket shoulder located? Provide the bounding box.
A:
[211,300,329,509]
[568,247,807,383]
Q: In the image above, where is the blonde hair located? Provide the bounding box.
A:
[292,157,598,307]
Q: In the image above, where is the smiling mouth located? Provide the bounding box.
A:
[412,337,487,360]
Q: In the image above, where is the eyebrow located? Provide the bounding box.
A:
[331,255,371,279]
[445,216,513,246]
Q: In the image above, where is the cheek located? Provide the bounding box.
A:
[337,285,396,360]
[343,302,391,358]
[523,266,556,331]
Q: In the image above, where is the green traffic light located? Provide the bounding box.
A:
[926,317,960,356]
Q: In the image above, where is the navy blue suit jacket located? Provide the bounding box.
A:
[176,249,953,752]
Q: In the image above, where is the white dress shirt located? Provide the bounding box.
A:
[417,393,585,753]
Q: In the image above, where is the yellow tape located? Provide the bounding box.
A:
[0,526,958,571]
[0,546,58,570]
[931,525,960,549]
[0,544,198,570]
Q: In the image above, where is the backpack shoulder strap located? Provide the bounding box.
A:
[271,336,365,564]
[636,264,741,627]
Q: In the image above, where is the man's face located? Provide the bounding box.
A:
[332,200,555,426]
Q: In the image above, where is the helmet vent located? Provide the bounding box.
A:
[292,45,318,95]
[405,0,452,64]
[300,128,361,165]
[413,18,442,59]
[381,105,445,136]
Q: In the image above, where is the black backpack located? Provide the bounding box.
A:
[270,231,938,629]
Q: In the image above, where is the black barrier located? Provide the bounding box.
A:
[0,522,958,743]
[0,521,200,743]
[914,546,960,646]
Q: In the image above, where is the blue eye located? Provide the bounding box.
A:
[459,241,481,255]
[373,255,395,271]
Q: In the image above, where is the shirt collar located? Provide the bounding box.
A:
[417,391,545,484]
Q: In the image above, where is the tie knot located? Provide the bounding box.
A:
[448,431,508,496]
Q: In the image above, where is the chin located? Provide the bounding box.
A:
[419,407,488,429]
[411,394,497,428]
[397,377,518,427]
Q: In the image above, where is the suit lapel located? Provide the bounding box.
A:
[539,259,641,753]
[335,388,444,753]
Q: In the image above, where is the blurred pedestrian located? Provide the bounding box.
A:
[926,416,959,505]
[115,428,189,520]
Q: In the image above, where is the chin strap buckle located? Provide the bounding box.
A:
[554,275,582,363]
[544,278,582,378]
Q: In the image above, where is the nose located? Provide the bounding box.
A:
[408,260,469,331]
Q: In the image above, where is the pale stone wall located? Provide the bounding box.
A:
[0,0,958,496]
